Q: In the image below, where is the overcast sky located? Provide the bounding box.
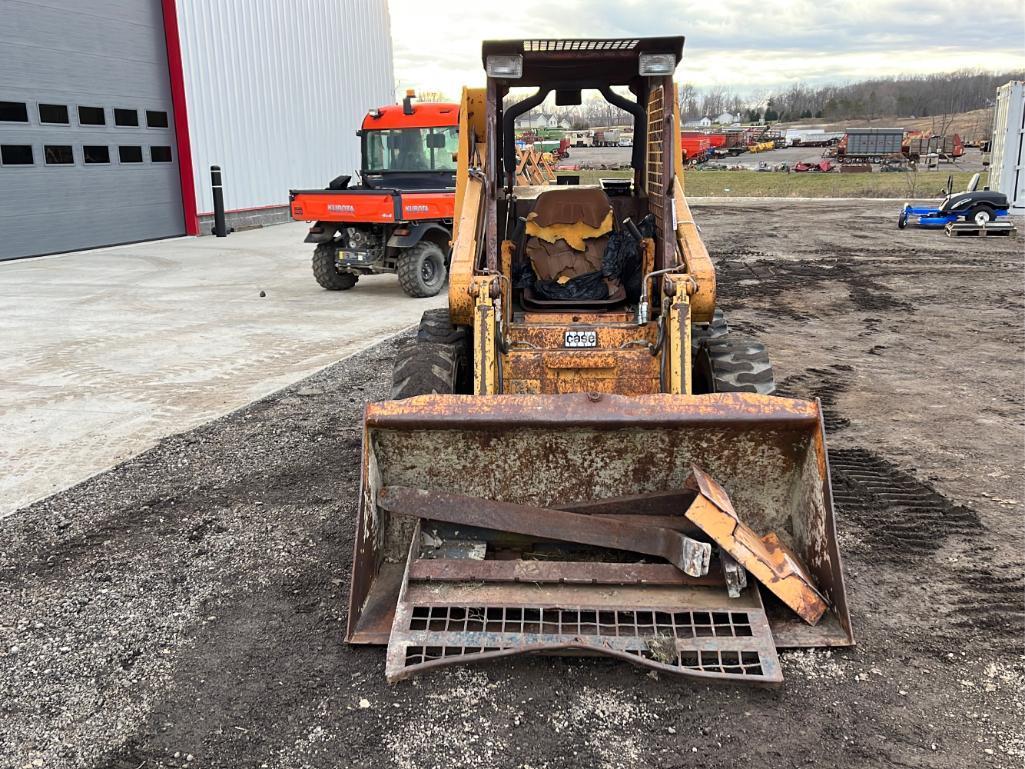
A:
[387,0,1025,99]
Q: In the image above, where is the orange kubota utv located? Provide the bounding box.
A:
[346,38,854,685]
[290,92,458,297]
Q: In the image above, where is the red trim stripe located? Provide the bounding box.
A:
[160,0,199,236]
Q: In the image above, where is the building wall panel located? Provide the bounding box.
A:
[0,0,184,259]
[174,0,395,215]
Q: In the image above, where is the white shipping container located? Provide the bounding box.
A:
[990,81,1025,212]
[784,129,844,147]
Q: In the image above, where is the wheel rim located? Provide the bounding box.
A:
[974,211,991,225]
[421,257,436,283]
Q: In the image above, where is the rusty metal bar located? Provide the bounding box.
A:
[556,489,696,516]
[408,559,723,586]
[592,514,700,534]
[684,466,829,624]
[378,486,712,577]
[364,392,822,430]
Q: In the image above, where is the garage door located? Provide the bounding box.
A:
[0,1,185,260]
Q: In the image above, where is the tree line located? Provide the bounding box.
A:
[494,68,1022,130]
[679,69,1023,123]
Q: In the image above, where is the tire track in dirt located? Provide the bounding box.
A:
[777,365,1024,657]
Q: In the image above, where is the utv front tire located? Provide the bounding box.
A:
[312,244,358,290]
[397,242,447,298]
[694,336,775,395]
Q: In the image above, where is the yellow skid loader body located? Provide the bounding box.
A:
[347,38,853,683]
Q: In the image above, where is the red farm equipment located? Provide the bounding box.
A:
[681,131,713,163]
[903,131,965,162]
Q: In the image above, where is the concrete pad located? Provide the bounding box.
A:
[0,223,445,516]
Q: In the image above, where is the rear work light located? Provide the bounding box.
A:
[486,54,523,79]
[639,52,677,76]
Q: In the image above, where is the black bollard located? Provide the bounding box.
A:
[211,165,230,237]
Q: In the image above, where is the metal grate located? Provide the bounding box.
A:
[407,605,757,638]
[523,39,640,52]
[646,83,665,241]
[388,597,781,684]
[384,521,782,684]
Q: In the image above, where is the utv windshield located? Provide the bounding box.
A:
[364,127,459,173]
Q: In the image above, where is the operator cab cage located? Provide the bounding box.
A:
[479,37,685,276]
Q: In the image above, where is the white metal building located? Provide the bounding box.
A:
[990,81,1024,213]
[0,0,395,260]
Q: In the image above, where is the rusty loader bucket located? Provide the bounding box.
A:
[347,393,854,683]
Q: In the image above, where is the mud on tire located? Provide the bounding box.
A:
[694,336,776,395]
[397,242,447,298]
[312,243,358,290]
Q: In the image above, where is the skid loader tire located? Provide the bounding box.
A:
[312,244,358,290]
[391,341,459,399]
[695,336,775,395]
[397,242,447,298]
[690,308,729,355]
[416,309,471,394]
[417,308,468,345]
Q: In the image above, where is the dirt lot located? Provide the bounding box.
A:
[1,200,1022,769]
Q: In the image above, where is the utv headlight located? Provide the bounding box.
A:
[639,52,677,76]
[486,54,523,79]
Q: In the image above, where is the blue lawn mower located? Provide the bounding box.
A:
[898,173,1010,229]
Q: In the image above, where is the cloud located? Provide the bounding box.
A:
[387,0,1024,99]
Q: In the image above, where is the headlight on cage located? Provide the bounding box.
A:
[639,52,677,76]
[486,54,523,79]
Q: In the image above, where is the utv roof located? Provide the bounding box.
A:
[482,37,685,85]
[362,102,459,130]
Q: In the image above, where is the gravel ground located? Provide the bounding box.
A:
[560,145,630,168]
[1,200,1022,769]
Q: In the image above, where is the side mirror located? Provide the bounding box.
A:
[426,133,447,149]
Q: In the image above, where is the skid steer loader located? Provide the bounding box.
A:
[347,37,854,685]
